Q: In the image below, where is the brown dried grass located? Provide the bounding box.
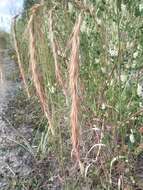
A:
[12,15,30,98]
[69,14,82,162]
[27,5,54,135]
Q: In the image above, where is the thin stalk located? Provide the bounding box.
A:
[12,15,30,98]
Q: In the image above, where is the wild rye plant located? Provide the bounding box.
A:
[13,0,143,189]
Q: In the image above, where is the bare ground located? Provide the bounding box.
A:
[0,50,33,189]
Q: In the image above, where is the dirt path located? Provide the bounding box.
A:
[0,50,32,189]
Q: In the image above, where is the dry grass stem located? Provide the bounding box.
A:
[69,14,82,162]
[12,16,30,98]
[27,5,54,135]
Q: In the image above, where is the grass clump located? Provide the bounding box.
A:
[12,0,143,189]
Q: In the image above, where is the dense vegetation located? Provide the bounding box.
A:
[12,0,143,189]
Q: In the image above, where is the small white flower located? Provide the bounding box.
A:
[110,79,114,85]
[133,51,139,59]
[101,103,106,110]
[139,3,143,12]
[95,58,100,63]
[137,83,143,97]
[126,42,130,48]
[96,18,102,25]
[101,67,106,73]
[125,159,129,163]
[139,102,143,107]
[137,44,141,50]
[50,86,55,94]
[121,74,127,82]
[131,117,135,120]
[130,133,135,144]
